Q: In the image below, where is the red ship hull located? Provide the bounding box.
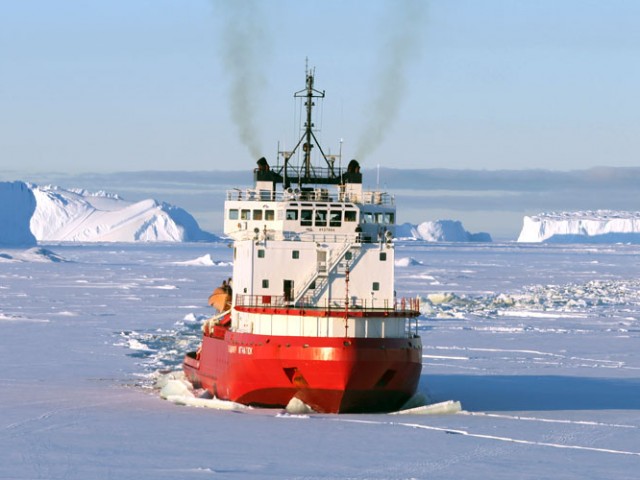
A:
[183,327,422,413]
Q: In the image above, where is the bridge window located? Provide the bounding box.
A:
[329,211,342,227]
[362,212,374,224]
[315,210,327,227]
[241,209,251,220]
[286,209,298,221]
[253,209,263,221]
[228,209,239,220]
[344,210,357,222]
[301,209,313,226]
[265,210,275,221]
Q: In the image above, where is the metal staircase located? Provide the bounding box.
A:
[293,242,357,305]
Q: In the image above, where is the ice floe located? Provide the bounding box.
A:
[173,254,232,266]
[420,279,640,319]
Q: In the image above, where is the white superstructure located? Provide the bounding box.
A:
[219,66,418,340]
[224,176,410,337]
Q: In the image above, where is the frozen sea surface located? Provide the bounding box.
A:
[1,242,639,479]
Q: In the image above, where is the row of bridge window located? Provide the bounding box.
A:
[228,208,394,227]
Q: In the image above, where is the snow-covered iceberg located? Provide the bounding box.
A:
[518,211,640,243]
[0,181,37,246]
[28,184,218,243]
[396,220,492,242]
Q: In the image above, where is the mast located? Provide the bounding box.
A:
[269,62,361,188]
[294,62,325,179]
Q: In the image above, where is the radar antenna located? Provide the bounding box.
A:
[267,62,362,188]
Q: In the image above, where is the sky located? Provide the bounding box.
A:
[1,0,640,175]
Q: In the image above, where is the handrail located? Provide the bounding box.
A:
[225,188,395,206]
[234,294,420,317]
[292,242,354,304]
[224,229,376,245]
[201,308,231,334]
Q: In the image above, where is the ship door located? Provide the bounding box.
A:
[283,279,294,302]
[317,250,327,274]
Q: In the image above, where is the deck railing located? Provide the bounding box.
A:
[229,230,376,244]
[234,294,420,336]
[235,294,419,315]
[225,188,394,206]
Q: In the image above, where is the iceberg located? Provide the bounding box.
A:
[0,181,37,246]
[396,220,492,242]
[518,211,640,243]
[28,184,218,242]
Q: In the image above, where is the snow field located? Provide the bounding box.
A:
[1,241,639,479]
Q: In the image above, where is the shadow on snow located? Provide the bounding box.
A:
[422,374,640,411]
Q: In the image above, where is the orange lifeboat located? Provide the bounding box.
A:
[208,279,232,313]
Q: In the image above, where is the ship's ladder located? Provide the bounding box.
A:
[293,242,357,305]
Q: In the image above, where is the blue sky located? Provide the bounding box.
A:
[1,0,639,175]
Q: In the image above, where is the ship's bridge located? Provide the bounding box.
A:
[223,66,398,244]
[223,184,396,243]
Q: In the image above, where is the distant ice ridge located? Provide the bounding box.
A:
[0,181,37,246]
[0,247,67,263]
[28,184,218,243]
[396,220,491,242]
[518,211,640,243]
